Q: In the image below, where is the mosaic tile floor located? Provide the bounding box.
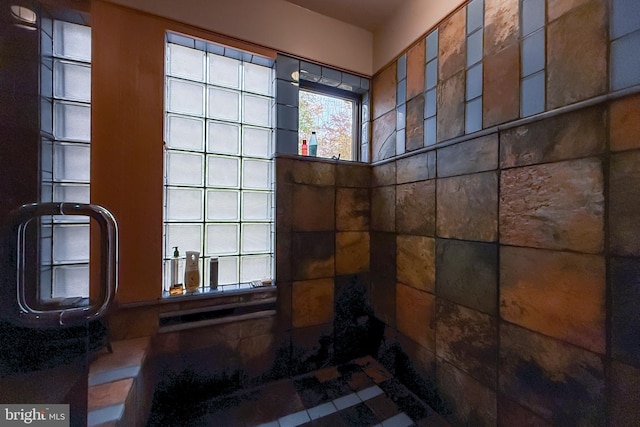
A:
[188,356,451,427]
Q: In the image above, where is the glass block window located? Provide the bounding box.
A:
[610,0,640,90]
[396,54,407,155]
[520,0,546,116]
[164,33,275,293]
[465,0,484,134]
[424,29,438,146]
[40,19,92,300]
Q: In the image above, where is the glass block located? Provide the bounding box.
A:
[360,142,370,163]
[207,121,240,155]
[218,256,239,285]
[207,87,240,121]
[465,97,483,133]
[466,63,483,101]
[166,188,203,221]
[425,88,437,118]
[467,29,483,66]
[54,60,90,102]
[41,183,53,203]
[166,115,204,151]
[206,224,239,255]
[52,265,89,298]
[53,224,89,262]
[397,54,407,81]
[240,255,271,282]
[206,189,239,221]
[362,122,370,145]
[242,159,271,190]
[611,0,640,39]
[522,29,545,77]
[243,94,271,127]
[208,54,241,89]
[207,155,239,188]
[244,62,273,95]
[167,151,203,186]
[167,43,204,81]
[277,79,299,107]
[53,21,91,62]
[521,71,545,117]
[241,223,271,253]
[425,116,437,146]
[522,0,545,36]
[397,104,406,130]
[467,0,484,35]
[396,129,405,155]
[397,80,406,106]
[167,78,204,116]
[426,59,438,90]
[277,104,298,131]
[426,29,439,62]
[53,183,90,203]
[242,127,272,158]
[53,143,90,182]
[165,223,202,258]
[41,97,53,136]
[54,102,90,141]
[242,191,271,221]
[611,30,640,90]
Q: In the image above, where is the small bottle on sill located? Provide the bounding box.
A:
[301,139,308,156]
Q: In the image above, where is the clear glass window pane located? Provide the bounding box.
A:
[465,97,483,133]
[208,54,241,89]
[53,265,89,298]
[243,94,271,127]
[207,121,240,155]
[166,151,203,186]
[167,78,205,116]
[241,223,271,253]
[244,62,272,95]
[397,104,406,130]
[218,256,239,285]
[206,190,240,221]
[53,183,90,203]
[54,102,90,141]
[467,0,484,35]
[207,155,240,188]
[425,116,437,146]
[242,159,271,190]
[167,43,205,81]
[425,88,437,118]
[242,191,271,221]
[54,60,91,102]
[165,223,202,258]
[166,188,204,221]
[53,142,90,182]
[522,29,545,77]
[467,29,483,66]
[207,87,240,121]
[466,63,483,101]
[426,29,439,62]
[242,127,272,158]
[240,255,271,282]
[166,115,204,151]
[206,224,239,255]
[522,0,545,36]
[521,71,545,117]
[426,59,438,90]
[53,224,89,262]
[53,21,91,62]
[611,31,640,90]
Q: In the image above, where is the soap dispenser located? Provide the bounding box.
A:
[184,251,201,292]
[170,246,180,287]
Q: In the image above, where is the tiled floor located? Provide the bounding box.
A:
[187,356,451,427]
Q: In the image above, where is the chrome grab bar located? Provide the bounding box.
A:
[9,202,118,327]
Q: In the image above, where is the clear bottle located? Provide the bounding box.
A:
[309,132,318,157]
[170,246,180,287]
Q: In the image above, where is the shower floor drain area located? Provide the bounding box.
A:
[147,356,451,427]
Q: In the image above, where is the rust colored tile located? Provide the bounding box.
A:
[610,94,640,152]
[372,162,396,187]
[500,246,605,353]
[363,361,394,384]
[483,43,519,127]
[335,163,370,188]
[548,0,594,22]
[371,186,395,232]
[276,157,295,184]
[396,151,436,184]
[366,394,401,420]
[499,323,605,425]
[276,182,293,232]
[396,283,435,350]
[437,133,498,178]
[90,337,150,374]
[611,257,640,366]
[609,361,640,427]
[372,63,397,120]
[336,188,370,232]
[397,235,436,293]
[437,71,465,142]
[291,232,335,280]
[88,378,133,410]
[406,94,425,151]
[292,184,335,232]
[276,232,291,283]
[347,371,374,391]
[439,8,466,81]
[354,355,376,367]
[315,366,340,383]
[610,151,640,256]
[396,180,436,236]
[547,0,607,109]
[336,231,370,275]
[406,38,426,100]
[291,160,335,186]
[372,110,396,161]
[397,332,436,380]
[500,158,604,253]
[485,0,519,55]
[292,278,335,328]
[498,395,553,427]
[436,171,498,242]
